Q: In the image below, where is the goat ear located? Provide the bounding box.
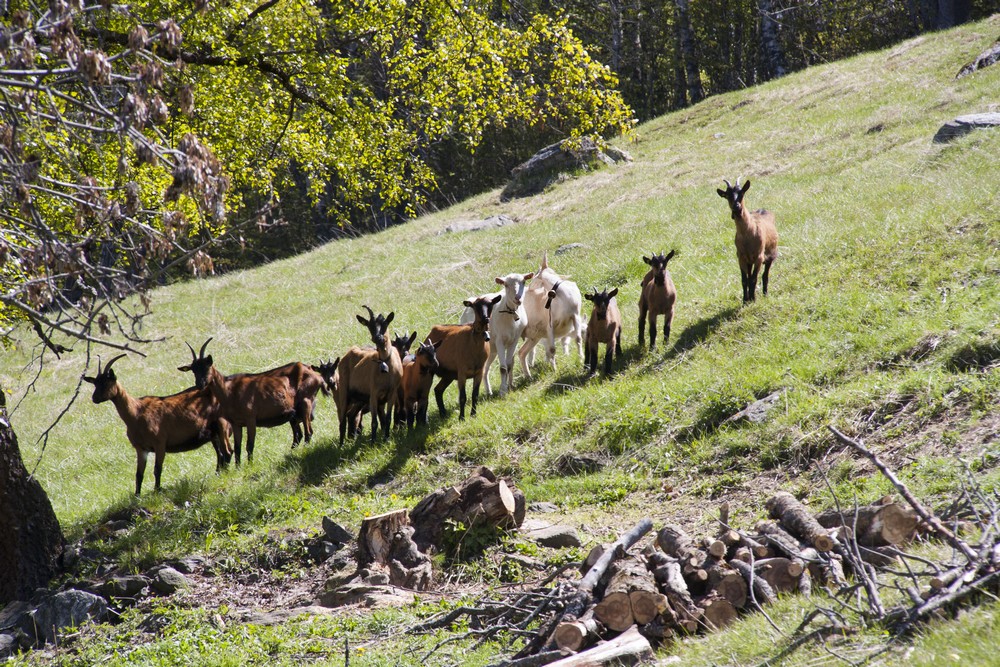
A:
[524,272,534,281]
[462,300,474,308]
[740,180,751,195]
[356,314,369,327]
[407,331,417,346]
[643,256,652,265]
[384,312,394,326]
[495,276,504,285]
[717,188,727,198]
[82,376,96,384]
[177,364,192,372]
[432,339,443,349]
[608,288,619,298]
[490,294,502,304]
[584,293,594,301]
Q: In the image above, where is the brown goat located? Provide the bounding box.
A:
[717,179,778,304]
[427,294,502,420]
[584,288,622,375]
[83,354,232,495]
[638,250,677,350]
[178,339,327,464]
[400,339,442,430]
[336,306,403,444]
[390,331,417,426]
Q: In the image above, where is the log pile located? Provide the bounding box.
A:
[529,491,922,661]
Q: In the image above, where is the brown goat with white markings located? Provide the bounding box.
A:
[336,307,403,444]
[84,354,232,495]
[178,339,329,464]
[638,250,677,350]
[427,294,502,420]
[584,288,622,376]
[400,339,442,430]
[717,179,778,304]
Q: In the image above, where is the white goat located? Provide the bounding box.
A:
[518,252,584,379]
[460,272,534,395]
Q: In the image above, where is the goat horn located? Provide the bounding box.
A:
[185,341,197,360]
[103,353,127,373]
[199,337,213,358]
[362,305,375,321]
[723,179,732,190]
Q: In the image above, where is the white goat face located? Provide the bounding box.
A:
[495,272,534,307]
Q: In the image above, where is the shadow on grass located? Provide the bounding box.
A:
[670,306,741,355]
[284,435,367,486]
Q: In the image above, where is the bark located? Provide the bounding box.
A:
[357,509,410,569]
[707,563,748,609]
[546,626,654,666]
[409,466,523,552]
[0,391,64,604]
[765,492,834,552]
[815,503,918,547]
[737,530,771,559]
[656,524,707,568]
[649,555,701,632]
[673,0,704,104]
[758,0,787,79]
[730,558,777,606]
[755,520,807,559]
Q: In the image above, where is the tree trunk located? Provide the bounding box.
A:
[554,607,604,653]
[935,0,971,28]
[758,0,787,79]
[0,390,64,604]
[673,0,703,104]
[546,625,653,667]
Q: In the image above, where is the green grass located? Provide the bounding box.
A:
[4,15,1000,666]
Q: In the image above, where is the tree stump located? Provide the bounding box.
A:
[409,466,524,552]
[815,503,918,547]
[387,525,432,590]
[765,492,834,552]
[357,509,410,569]
[753,557,802,594]
[695,592,738,631]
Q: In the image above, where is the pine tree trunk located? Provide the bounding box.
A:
[758,0,787,79]
[673,0,703,104]
[0,390,64,604]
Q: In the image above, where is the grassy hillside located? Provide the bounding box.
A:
[4,16,1000,666]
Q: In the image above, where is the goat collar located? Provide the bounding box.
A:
[498,306,520,321]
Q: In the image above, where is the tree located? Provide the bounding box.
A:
[1,0,634,599]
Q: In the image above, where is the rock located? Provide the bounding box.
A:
[321,517,354,545]
[555,243,585,255]
[725,390,783,425]
[317,583,416,608]
[307,540,337,563]
[440,214,515,235]
[522,524,582,549]
[0,633,16,658]
[957,40,1000,78]
[554,453,606,475]
[502,137,632,201]
[28,590,108,645]
[932,113,1000,143]
[519,518,552,532]
[169,557,206,574]
[363,571,390,586]
[242,606,337,625]
[0,601,31,632]
[150,567,189,595]
[529,501,560,514]
[100,575,150,599]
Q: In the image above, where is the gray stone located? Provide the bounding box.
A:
[933,113,1000,143]
[529,501,560,513]
[502,137,631,201]
[523,524,582,549]
[554,453,606,475]
[0,633,16,658]
[29,590,108,645]
[0,601,31,632]
[321,517,354,545]
[957,40,1000,78]
[317,583,416,608]
[100,575,150,599]
[555,243,585,255]
[169,557,206,574]
[726,390,783,425]
[440,214,515,235]
[150,567,189,595]
[308,540,337,562]
[242,606,337,625]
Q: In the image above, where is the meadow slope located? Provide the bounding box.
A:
[3,15,1000,666]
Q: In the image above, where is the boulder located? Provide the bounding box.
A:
[168,557,206,574]
[522,524,582,549]
[725,390,784,425]
[28,590,108,645]
[150,567,189,595]
[501,137,632,201]
[100,575,150,599]
[317,583,416,608]
[932,113,1000,143]
[440,214,515,235]
[956,40,1000,78]
[321,517,354,545]
[0,633,16,658]
[529,501,560,514]
[554,453,606,475]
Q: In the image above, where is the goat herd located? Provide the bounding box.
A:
[83,179,778,496]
